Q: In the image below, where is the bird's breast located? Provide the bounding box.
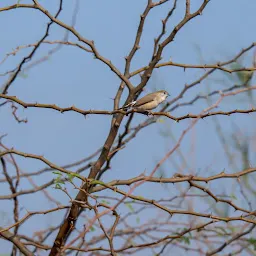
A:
[156,94,167,104]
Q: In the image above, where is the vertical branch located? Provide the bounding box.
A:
[135,0,210,94]
[185,0,190,16]
[1,157,19,256]
[153,0,178,58]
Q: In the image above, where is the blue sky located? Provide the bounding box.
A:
[1,0,256,255]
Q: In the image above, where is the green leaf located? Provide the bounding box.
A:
[19,73,28,79]
[183,236,190,245]
[71,173,83,179]
[67,173,75,181]
[157,119,165,123]
[55,184,62,189]
[228,226,237,233]
[54,179,65,184]
[230,62,253,84]
[90,226,96,232]
[230,194,237,200]
[125,202,134,212]
[101,200,110,205]
[136,217,140,224]
[177,236,190,245]
[248,238,256,250]
[90,179,106,185]
[216,226,227,235]
[52,171,63,176]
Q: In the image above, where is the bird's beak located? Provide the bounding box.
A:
[167,92,170,96]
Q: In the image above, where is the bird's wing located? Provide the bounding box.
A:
[134,93,156,107]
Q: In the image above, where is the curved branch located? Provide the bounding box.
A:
[0,228,33,256]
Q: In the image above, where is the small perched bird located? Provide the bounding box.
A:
[121,90,170,112]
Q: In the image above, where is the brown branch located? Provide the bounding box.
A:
[35,0,211,253]
[0,3,133,91]
[122,44,256,149]
[131,43,256,77]
[89,92,228,239]
[168,84,244,113]
[135,0,210,94]
[0,143,60,204]
[206,224,256,256]
[0,40,91,68]
[33,0,134,91]
[0,180,54,200]
[11,103,27,123]
[22,0,81,74]
[188,180,250,213]
[0,149,86,181]
[1,157,19,227]
[92,205,119,256]
[0,148,99,183]
[0,206,69,234]
[1,157,19,255]
[131,60,256,77]
[125,0,156,75]
[185,0,191,16]
[152,0,177,58]
[92,183,251,221]
[91,167,256,193]
[151,107,256,121]
[0,227,33,256]
[1,1,64,94]
[2,92,256,122]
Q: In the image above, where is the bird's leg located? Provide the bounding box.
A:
[139,110,153,116]
[132,108,153,116]
[145,110,153,116]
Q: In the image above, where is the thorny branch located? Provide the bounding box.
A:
[1,0,256,256]
[1,85,256,122]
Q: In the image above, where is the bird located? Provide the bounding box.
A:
[120,90,170,113]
